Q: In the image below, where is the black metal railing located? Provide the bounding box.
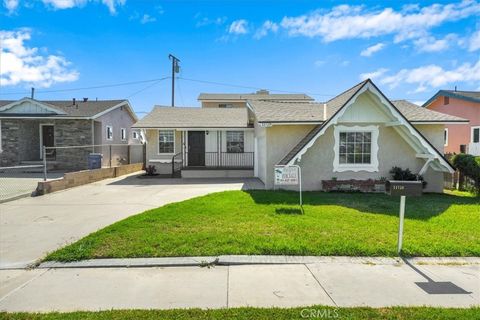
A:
[171,152,183,177]
[184,152,254,169]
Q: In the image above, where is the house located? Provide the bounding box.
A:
[133,80,468,193]
[0,98,139,169]
[423,90,479,155]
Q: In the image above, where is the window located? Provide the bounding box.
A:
[333,125,379,172]
[106,126,113,140]
[159,130,174,154]
[132,131,138,139]
[121,128,127,141]
[473,127,480,143]
[219,103,233,108]
[444,128,449,146]
[444,96,450,105]
[339,132,372,164]
[226,131,244,153]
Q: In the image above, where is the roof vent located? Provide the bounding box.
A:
[72,98,76,106]
[83,98,88,102]
[256,89,269,95]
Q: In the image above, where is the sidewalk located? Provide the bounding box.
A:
[1,257,478,312]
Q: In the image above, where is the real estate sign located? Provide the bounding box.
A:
[274,166,299,185]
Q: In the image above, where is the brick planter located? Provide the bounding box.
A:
[322,179,386,193]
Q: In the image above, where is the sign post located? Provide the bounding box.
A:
[274,165,302,207]
[385,180,423,255]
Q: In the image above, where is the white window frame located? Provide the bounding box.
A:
[121,128,127,141]
[472,126,480,144]
[226,131,244,153]
[132,131,138,140]
[333,125,379,172]
[158,130,175,155]
[106,125,113,141]
[444,128,449,147]
[219,103,234,108]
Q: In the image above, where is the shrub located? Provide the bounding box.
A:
[389,166,427,188]
[145,165,157,176]
[452,154,480,194]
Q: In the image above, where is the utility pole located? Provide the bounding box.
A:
[168,54,180,107]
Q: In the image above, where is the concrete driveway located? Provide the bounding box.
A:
[0,173,264,269]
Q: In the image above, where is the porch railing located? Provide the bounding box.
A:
[185,152,254,169]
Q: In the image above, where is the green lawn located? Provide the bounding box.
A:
[45,190,480,261]
[2,307,479,320]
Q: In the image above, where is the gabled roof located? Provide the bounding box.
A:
[278,79,456,173]
[198,93,314,101]
[132,106,249,128]
[0,98,136,120]
[422,89,480,108]
[392,100,468,123]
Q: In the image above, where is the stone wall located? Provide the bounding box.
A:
[0,119,41,166]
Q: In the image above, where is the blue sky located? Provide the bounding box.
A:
[1,0,479,116]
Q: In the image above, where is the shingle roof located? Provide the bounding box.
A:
[0,99,130,118]
[198,93,314,101]
[422,89,480,107]
[247,100,324,123]
[132,106,250,128]
[392,100,468,122]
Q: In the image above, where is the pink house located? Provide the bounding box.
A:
[423,90,480,155]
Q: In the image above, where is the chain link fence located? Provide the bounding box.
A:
[0,144,145,203]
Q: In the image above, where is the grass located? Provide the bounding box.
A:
[1,307,479,320]
[45,190,480,261]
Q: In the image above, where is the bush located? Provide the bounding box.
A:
[389,166,427,188]
[452,154,480,194]
[145,165,157,176]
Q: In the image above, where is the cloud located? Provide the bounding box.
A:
[0,29,79,88]
[360,68,389,80]
[254,20,278,39]
[140,14,155,24]
[360,43,385,57]
[314,60,325,67]
[377,59,480,92]
[229,19,248,35]
[3,0,18,13]
[469,29,480,51]
[277,1,479,43]
[195,14,227,27]
[413,34,457,52]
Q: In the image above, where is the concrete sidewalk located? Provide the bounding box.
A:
[0,259,478,312]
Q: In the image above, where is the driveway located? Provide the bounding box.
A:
[0,171,64,203]
[0,173,264,269]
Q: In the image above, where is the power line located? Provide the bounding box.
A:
[0,77,170,96]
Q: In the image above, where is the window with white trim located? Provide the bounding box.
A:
[121,128,127,141]
[226,131,244,153]
[444,128,449,146]
[472,126,480,143]
[333,125,379,172]
[132,131,139,139]
[106,126,113,140]
[158,130,174,154]
[219,103,233,108]
[339,132,372,164]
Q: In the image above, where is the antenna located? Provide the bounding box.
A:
[168,54,181,107]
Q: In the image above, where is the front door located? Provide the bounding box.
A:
[188,131,205,166]
[41,125,55,159]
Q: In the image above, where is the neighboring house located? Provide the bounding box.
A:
[0,98,138,169]
[423,90,479,155]
[133,80,467,193]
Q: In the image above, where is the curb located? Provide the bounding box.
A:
[37,256,480,269]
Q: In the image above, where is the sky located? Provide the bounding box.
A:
[1,0,479,116]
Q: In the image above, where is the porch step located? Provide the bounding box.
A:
[181,169,254,179]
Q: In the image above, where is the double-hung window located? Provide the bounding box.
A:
[159,130,174,154]
[121,128,127,141]
[472,127,480,143]
[334,125,379,172]
[226,131,244,153]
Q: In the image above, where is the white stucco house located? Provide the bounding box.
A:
[133,79,468,192]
